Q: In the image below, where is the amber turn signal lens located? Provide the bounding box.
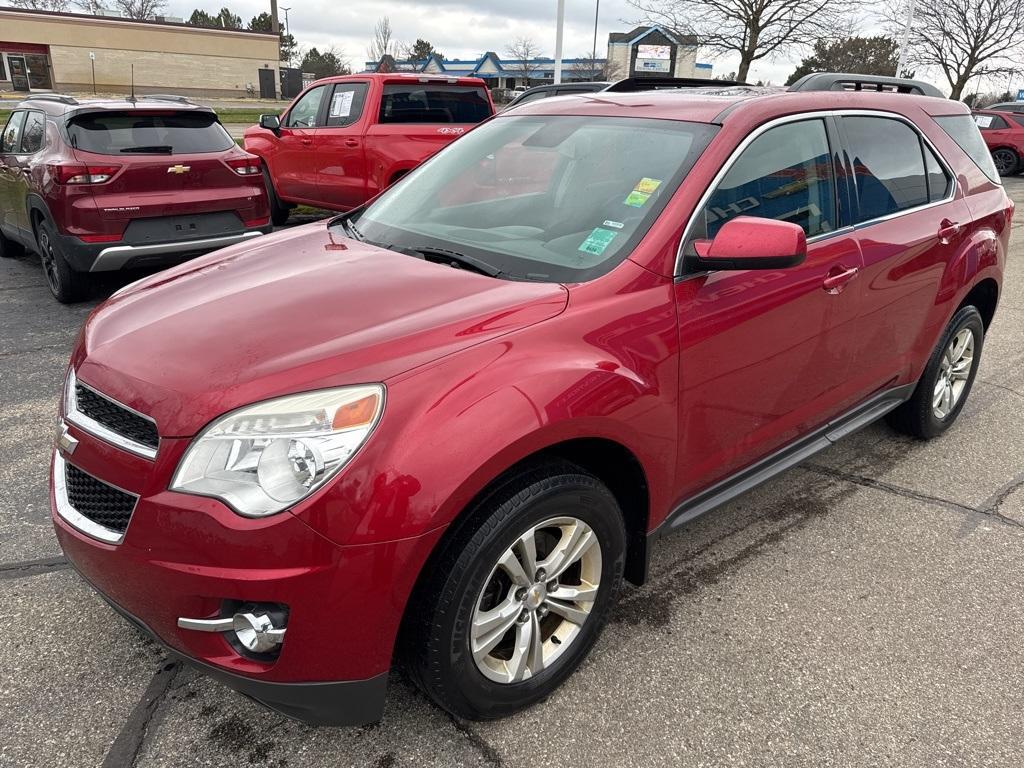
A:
[332,394,379,430]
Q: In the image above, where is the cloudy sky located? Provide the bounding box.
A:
[171,0,881,86]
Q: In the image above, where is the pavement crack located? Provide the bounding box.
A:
[0,555,69,580]
[446,714,505,767]
[978,379,1024,400]
[804,464,1024,529]
[101,660,181,768]
[980,470,1024,516]
[0,343,67,359]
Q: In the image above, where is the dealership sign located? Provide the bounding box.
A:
[1018,88,1024,101]
[636,44,671,73]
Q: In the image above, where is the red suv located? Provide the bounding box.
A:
[972,109,1024,176]
[0,95,270,302]
[51,74,1010,726]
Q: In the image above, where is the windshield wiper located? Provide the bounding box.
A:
[120,145,174,154]
[405,246,503,277]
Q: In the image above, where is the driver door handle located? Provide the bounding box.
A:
[823,265,859,293]
[301,137,314,146]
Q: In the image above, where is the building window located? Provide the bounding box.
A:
[25,54,53,90]
[0,54,6,82]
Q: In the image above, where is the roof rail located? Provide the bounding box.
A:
[138,94,196,105]
[604,76,748,93]
[788,72,943,98]
[22,93,79,105]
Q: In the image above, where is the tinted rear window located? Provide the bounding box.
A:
[379,85,491,124]
[935,114,1000,183]
[67,111,234,155]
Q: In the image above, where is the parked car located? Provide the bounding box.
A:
[502,81,610,110]
[987,102,1024,114]
[52,73,1010,727]
[244,73,495,224]
[973,109,1024,175]
[0,94,270,303]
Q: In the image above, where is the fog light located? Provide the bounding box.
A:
[232,611,287,653]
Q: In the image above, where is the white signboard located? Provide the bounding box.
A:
[973,114,994,128]
[330,90,354,118]
[635,44,671,73]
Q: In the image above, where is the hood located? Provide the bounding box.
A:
[76,222,568,437]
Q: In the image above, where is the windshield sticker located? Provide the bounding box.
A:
[624,190,651,208]
[579,228,618,256]
[330,91,355,118]
[602,220,624,229]
[634,177,662,195]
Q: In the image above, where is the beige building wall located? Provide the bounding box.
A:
[0,9,280,97]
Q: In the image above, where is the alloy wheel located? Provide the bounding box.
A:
[470,516,602,684]
[933,328,974,419]
[992,149,1017,176]
[38,229,60,294]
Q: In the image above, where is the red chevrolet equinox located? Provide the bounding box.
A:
[51,74,1011,726]
[0,95,270,303]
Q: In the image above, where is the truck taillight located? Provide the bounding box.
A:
[50,164,121,185]
[225,157,262,176]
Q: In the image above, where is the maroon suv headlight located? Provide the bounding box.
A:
[170,385,385,517]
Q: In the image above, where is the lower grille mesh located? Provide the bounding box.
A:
[65,463,136,534]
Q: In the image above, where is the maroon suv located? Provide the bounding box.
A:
[0,94,271,302]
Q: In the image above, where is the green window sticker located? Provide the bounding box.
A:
[578,227,618,256]
[624,190,651,208]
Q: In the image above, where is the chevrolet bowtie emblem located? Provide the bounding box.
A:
[56,423,78,456]
[167,164,191,174]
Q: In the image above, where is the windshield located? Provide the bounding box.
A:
[346,115,718,281]
[67,111,234,155]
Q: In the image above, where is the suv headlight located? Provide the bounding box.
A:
[170,385,384,517]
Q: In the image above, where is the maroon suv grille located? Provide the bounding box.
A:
[75,384,159,450]
[64,463,136,534]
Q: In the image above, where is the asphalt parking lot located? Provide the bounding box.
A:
[2,178,1023,768]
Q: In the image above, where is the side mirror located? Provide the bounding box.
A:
[259,114,281,134]
[690,216,807,271]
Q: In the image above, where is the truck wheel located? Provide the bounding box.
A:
[37,220,89,303]
[991,148,1019,176]
[405,462,626,720]
[886,306,984,439]
[262,168,291,226]
[0,228,23,258]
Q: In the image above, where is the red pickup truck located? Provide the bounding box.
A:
[244,73,494,223]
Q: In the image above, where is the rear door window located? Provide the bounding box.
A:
[285,85,327,128]
[935,114,1000,183]
[974,114,1009,130]
[1,111,26,153]
[67,111,234,154]
[379,84,491,124]
[924,144,952,202]
[690,118,836,242]
[842,116,929,221]
[325,83,368,127]
[20,111,45,153]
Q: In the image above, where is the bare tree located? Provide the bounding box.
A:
[886,0,1024,99]
[9,0,71,10]
[628,0,860,82]
[504,37,544,83]
[367,16,397,62]
[75,0,166,17]
[569,52,609,81]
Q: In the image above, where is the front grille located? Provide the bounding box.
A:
[64,463,136,535]
[75,384,159,450]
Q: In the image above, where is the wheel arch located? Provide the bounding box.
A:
[957,276,999,330]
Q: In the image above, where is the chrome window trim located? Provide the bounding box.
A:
[53,449,138,545]
[674,108,960,276]
[65,368,159,460]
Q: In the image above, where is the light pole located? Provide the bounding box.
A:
[281,6,291,37]
[553,0,565,84]
[591,0,600,81]
[895,0,915,78]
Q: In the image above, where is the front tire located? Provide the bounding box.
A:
[405,463,626,720]
[886,305,984,439]
[262,167,291,226]
[37,220,89,303]
[991,148,1019,177]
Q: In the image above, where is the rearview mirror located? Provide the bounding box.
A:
[689,217,807,271]
[259,114,281,133]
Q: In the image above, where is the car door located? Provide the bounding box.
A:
[274,84,328,201]
[314,81,370,209]
[0,110,28,240]
[837,113,971,397]
[673,116,865,499]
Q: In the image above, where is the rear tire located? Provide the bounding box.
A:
[404,462,626,721]
[991,148,1019,177]
[37,220,89,303]
[0,227,23,258]
[262,167,291,226]
[886,306,984,439]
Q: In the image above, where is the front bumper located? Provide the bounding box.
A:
[50,421,444,726]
